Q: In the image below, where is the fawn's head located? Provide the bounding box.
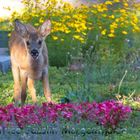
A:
[14,19,51,60]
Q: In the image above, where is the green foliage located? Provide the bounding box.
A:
[46,36,71,67]
[0,66,139,106]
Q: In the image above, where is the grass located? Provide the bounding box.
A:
[0,66,140,105]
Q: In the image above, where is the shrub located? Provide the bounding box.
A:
[0,0,140,66]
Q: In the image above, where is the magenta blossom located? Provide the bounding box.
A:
[0,100,132,129]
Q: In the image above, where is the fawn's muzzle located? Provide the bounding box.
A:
[31,49,39,59]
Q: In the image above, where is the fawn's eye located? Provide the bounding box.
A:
[26,41,30,46]
[38,40,42,45]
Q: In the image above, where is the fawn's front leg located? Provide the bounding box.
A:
[20,70,28,106]
[42,69,51,102]
[11,65,21,105]
[27,77,37,104]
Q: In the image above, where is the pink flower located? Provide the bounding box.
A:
[0,100,132,129]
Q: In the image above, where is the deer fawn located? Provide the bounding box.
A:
[9,19,52,105]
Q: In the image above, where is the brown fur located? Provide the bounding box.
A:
[9,20,51,105]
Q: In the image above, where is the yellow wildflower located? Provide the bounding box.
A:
[110,22,118,29]
[113,0,120,2]
[105,1,113,5]
[8,33,11,37]
[102,14,107,17]
[121,23,124,26]
[34,14,39,17]
[124,3,128,7]
[39,18,44,23]
[122,31,128,35]
[110,29,115,33]
[119,17,125,22]
[52,36,58,40]
[132,15,138,23]
[91,10,97,14]
[120,9,126,14]
[81,23,87,30]
[73,35,85,42]
[101,29,107,35]
[108,33,115,38]
[97,5,107,12]
[34,23,39,26]
[115,18,119,22]
[65,30,71,34]
[133,26,140,32]
[109,15,115,19]
[92,5,97,8]
[73,35,81,40]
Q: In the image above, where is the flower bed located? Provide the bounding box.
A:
[0,100,131,130]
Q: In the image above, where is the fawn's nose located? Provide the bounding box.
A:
[31,49,39,59]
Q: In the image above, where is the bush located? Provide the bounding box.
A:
[1,0,140,67]
[46,36,71,67]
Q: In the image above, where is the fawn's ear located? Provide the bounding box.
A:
[39,20,51,38]
[14,19,28,37]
